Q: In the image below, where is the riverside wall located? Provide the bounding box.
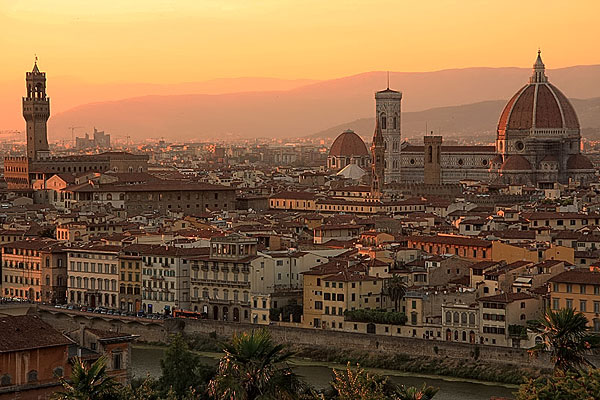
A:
[36,307,562,369]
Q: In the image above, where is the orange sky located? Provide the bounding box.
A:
[1,0,600,85]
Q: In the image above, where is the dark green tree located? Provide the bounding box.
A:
[52,357,120,400]
[158,334,214,399]
[530,308,597,372]
[208,329,304,399]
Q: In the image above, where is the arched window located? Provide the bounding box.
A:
[461,313,467,324]
[393,114,398,130]
[27,370,38,383]
[428,146,433,163]
[0,374,11,386]
[469,313,475,325]
[445,311,451,323]
[381,113,387,130]
[453,312,459,325]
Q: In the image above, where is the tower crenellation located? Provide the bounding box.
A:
[23,59,50,161]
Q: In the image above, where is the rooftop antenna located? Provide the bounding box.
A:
[386,71,390,89]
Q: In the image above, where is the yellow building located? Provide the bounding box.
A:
[269,191,316,211]
[549,269,600,332]
[491,241,574,264]
[302,260,384,329]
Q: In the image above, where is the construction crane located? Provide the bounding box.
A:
[68,126,84,147]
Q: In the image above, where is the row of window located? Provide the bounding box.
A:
[143,291,176,302]
[4,288,40,299]
[191,288,250,302]
[482,313,506,321]
[143,268,176,277]
[69,252,115,260]
[532,218,599,227]
[553,283,600,295]
[69,276,117,291]
[2,260,40,270]
[192,269,249,282]
[481,302,506,309]
[444,311,476,325]
[143,280,175,289]
[69,261,117,274]
[324,293,344,302]
[69,290,117,306]
[482,326,505,334]
[324,306,345,315]
[552,298,600,313]
[3,275,40,286]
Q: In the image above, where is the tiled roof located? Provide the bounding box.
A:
[478,292,535,303]
[407,235,492,248]
[0,316,72,353]
[329,130,368,157]
[549,270,600,285]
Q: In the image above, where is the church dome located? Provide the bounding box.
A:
[501,155,532,171]
[329,129,369,158]
[498,51,579,134]
[567,154,594,170]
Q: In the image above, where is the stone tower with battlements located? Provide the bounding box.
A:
[23,60,50,160]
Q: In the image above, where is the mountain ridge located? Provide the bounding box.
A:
[37,65,600,140]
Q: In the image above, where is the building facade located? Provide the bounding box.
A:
[1,239,67,304]
[66,244,121,309]
[189,234,257,322]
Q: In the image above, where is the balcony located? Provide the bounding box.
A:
[150,275,165,281]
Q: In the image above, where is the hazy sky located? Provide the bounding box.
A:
[1,0,600,85]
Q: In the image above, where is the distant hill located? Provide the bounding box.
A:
[45,65,600,141]
[311,97,600,143]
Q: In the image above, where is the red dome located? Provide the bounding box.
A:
[567,154,594,170]
[498,83,579,132]
[498,52,579,134]
[501,155,532,171]
[329,129,368,158]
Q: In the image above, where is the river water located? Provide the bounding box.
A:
[132,345,516,400]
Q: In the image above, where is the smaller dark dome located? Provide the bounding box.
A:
[329,129,368,158]
[501,155,532,171]
[567,154,594,170]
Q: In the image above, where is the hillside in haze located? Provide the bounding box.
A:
[43,65,600,141]
[312,97,600,143]
[0,77,319,130]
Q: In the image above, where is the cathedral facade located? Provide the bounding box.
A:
[329,51,595,187]
[400,51,594,185]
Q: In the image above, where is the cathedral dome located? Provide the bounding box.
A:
[567,154,594,170]
[501,155,532,171]
[329,129,368,158]
[497,51,579,134]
